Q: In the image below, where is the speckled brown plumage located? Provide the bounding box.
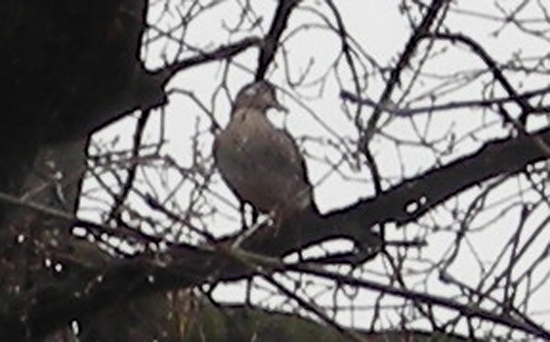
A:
[213,81,316,221]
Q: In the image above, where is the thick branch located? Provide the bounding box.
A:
[246,126,550,254]
[256,0,302,80]
[6,127,550,339]
[331,127,550,232]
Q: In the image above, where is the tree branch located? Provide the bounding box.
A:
[256,0,302,80]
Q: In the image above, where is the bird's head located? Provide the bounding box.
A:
[233,81,287,113]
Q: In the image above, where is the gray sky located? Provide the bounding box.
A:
[82,0,550,337]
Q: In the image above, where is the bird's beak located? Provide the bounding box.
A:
[272,101,288,113]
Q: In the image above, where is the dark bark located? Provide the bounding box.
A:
[0,2,157,340]
[0,0,162,201]
[0,1,548,341]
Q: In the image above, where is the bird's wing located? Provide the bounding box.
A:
[272,128,312,187]
[213,108,315,214]
[244,121,314,210]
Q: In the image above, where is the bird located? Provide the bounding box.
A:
[213,80,318,226]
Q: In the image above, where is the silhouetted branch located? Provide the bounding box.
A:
[256,0,302,80]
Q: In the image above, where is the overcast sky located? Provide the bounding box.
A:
[82,0,550,337]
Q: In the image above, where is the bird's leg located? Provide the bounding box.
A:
[267,206,286,235]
